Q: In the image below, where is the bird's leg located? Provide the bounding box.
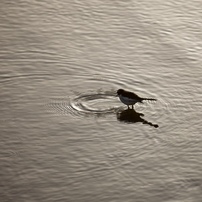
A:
[132,105,134,109]
[127,105,130,109]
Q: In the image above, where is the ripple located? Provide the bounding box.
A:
[46,89,119,118]
[46,84,169,126]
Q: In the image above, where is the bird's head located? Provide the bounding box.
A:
[117,89,124,96]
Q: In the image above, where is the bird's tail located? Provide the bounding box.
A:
[141,98,157,101]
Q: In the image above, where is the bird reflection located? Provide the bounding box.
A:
[117,108,158,128]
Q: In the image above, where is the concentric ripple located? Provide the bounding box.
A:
[47,89,120,117]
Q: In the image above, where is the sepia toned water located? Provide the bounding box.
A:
[1,1,202,201]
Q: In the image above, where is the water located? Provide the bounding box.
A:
[1,1,202,201]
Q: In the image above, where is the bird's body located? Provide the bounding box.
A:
[117,89,156,108]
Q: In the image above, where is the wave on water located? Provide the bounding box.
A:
[46,89,119,118]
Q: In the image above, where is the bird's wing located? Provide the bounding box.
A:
[127,91,142,100]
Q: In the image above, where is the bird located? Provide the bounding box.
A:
[117,89,157,109]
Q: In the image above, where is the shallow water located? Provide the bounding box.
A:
[1,1,202,202]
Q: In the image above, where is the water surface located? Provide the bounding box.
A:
[1,1,202,202]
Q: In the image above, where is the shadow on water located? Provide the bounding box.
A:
[117,108,159,128]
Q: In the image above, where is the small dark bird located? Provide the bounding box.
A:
[117,89,157,109]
